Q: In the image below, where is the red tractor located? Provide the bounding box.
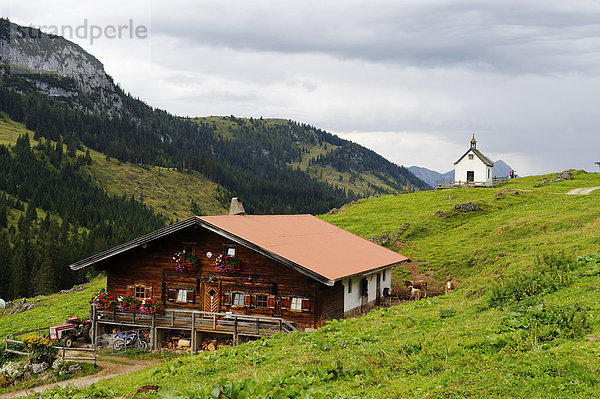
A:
[49,317,92,348]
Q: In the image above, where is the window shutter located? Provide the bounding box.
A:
[127,285,134,297]
[167,288,176,302]
[301,298,310,312]
[187,289,195,303]
[223,292,231,306]
[145,286,153,299]
[244,294,252,307]
[267,295,276,309]
[280,297,289,310]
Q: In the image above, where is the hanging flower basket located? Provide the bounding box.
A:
[117,295,141,312]
[140,298,164,315]
[89,292,118,311]
[173,250,199,272]
[215,254,242,274]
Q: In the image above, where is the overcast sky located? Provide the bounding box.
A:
[4,0,600,175]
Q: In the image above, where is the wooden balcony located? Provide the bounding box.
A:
[93,308,297,352]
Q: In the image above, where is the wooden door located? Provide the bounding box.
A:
[203,283,220,313]
[467,171,474,182]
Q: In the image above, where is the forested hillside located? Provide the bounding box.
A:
[0,132,166,301]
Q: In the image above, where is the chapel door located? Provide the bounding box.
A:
[203,283,220,313]
[466,171,474,183]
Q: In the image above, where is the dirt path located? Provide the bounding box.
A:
[566,186,600,195]
[1,357,158,398]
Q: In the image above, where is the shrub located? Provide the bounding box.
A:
[499,301,591,343]
[52,358,70,376]
[488,253,576,307]
[22,334,57,364]
[0,361,27,379]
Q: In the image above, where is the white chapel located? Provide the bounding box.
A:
[453,135,494,185]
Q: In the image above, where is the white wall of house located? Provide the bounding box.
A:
[454,150,493,184]
[342,268,392,313]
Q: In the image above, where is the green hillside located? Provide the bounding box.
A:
[0,113,227,220]
[1,171,598,398]
[322,169,600,289]
[194,116,422,198]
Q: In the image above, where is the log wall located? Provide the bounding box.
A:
[104,226,326,329]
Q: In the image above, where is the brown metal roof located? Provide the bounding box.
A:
[70,215,409,286]
[199,214,409,283]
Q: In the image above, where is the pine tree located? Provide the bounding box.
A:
[0,230,11,299]
[0,204,7,228]
[25,200,37,222]
[34,221,59,295]
[10,221,35,299]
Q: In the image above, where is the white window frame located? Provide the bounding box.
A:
[176,289,189,303]
[290,297,302,311]
[232,292,244,306]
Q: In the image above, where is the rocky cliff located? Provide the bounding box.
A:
[0,18,122,114]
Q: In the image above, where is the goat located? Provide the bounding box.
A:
[382,287,397,306]
[444,281,455,295]
[404,279,428,298]
[408,285,422,301]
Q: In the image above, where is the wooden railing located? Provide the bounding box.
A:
[436,176,509,189]
[5,327,97,364]
[94,308,297,344]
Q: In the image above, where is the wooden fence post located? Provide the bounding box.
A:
[151,314,156,350]
[191,312,196,353]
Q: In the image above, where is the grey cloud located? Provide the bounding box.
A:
[149,0,600,74]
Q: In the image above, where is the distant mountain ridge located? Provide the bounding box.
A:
[409,160,514,188]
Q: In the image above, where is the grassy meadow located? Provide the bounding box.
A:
[0,170,594,398]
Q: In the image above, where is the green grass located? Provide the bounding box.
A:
[0,112,39,147]
[0,276,106,339]
[505,169,600,193]
[31,255,600,398]
[322,174,600,288]
[85,158,227,220]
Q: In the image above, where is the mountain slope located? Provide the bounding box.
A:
[0,18,429,216]
[12,171,600,398]
[408,165,453,188]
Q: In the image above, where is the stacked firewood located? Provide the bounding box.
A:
[161,333,192,350]
[200,337,233,351]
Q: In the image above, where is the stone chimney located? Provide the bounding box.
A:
[229,197,246,215]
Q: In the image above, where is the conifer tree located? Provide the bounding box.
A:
[0,230,11,299]
[0,204,7,228]
[10,220,36,299]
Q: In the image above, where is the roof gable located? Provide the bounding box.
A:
[70,215,409,286]
[454,148,494,167]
